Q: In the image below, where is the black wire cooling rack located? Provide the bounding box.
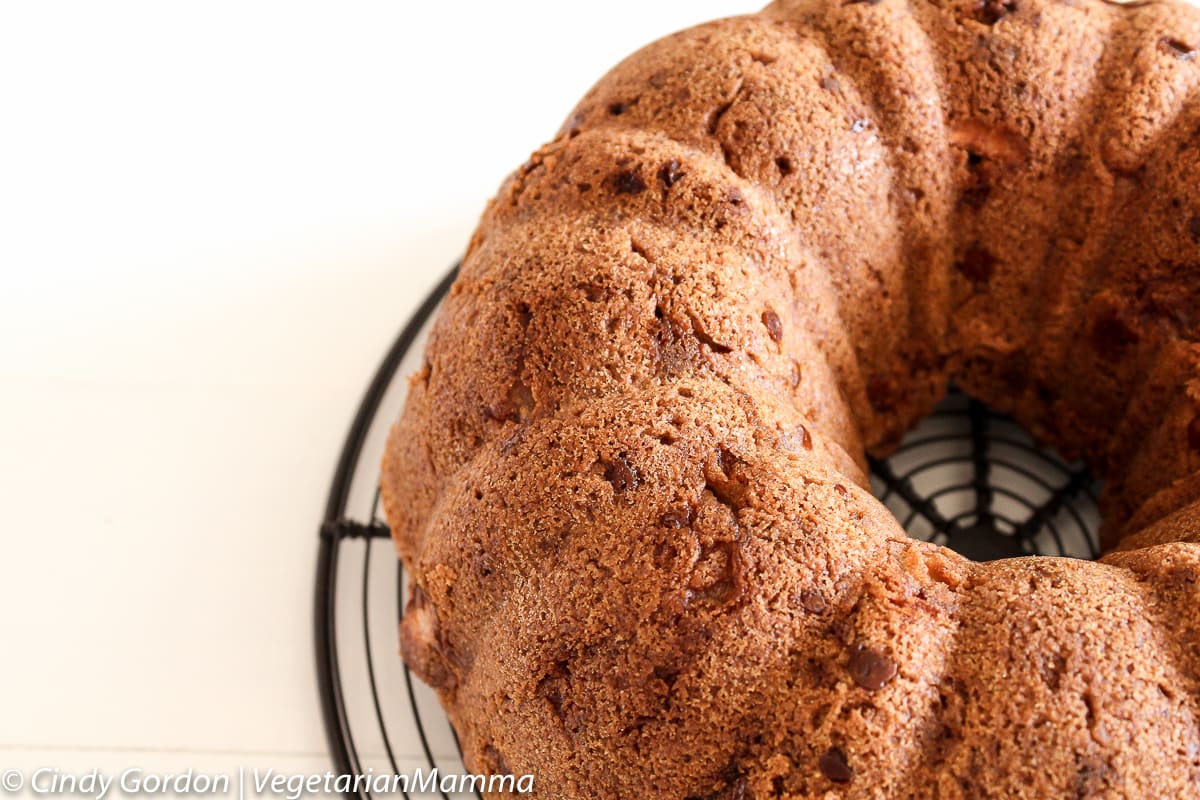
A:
[314,266,1101,800]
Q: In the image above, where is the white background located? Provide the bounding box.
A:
[0,0,757,790]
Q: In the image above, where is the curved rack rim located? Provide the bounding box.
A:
[314,266,459,798]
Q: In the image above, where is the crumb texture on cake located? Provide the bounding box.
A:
[381,0,1200,796]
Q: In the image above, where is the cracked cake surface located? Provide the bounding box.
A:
[381,0,1200,796]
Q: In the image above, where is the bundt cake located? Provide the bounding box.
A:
[381,0,1200,795]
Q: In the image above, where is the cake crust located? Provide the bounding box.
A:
[381,0,1200,795]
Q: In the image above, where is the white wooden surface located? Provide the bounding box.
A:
[0,0,754,793]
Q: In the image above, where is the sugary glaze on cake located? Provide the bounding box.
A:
[381,0,1200,795]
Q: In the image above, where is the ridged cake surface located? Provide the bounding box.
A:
[382,0,1200,795]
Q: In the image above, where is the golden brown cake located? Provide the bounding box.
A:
[381,0,1200,795]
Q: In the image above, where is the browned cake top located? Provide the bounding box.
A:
[382,0,1200,795]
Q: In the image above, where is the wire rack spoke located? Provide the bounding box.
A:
[869,391,1101,560]
[321,519,393,541]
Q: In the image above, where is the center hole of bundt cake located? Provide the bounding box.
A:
[867,390,1101,561]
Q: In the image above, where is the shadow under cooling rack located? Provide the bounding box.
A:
[314,265,1101,799]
